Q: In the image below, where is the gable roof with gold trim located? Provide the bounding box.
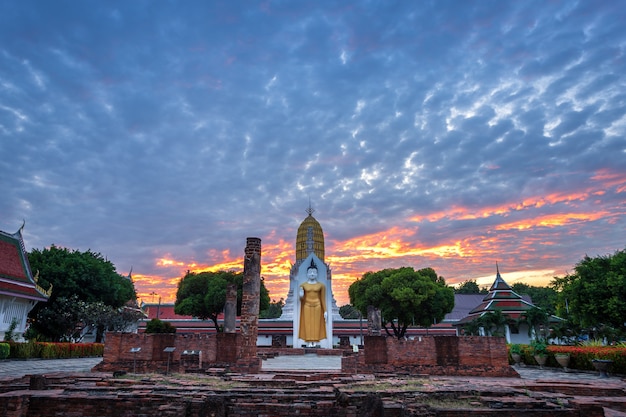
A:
[0,225,50,302]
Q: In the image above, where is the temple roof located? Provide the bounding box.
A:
[0,226,50,302]
[454,265,542,325]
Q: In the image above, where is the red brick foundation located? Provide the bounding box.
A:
[342,335,518,377]
[96,332,219,373]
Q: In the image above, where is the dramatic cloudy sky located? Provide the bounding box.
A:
[2,1,625,306]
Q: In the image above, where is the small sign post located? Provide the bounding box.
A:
[130,347,141,373]
[163,347,176,375]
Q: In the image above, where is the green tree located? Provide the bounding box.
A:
[460,316,484,336]
[552,249,626,340]
[480,309,509,337]
[518,306,550,340]
[455,279,487,294]
[348,266,454,339]
[34,295,85,342]
[339,304,362,319]
[260,298,284,319]
[27,246,136,342]
[81,301,145,341]
[174,270,270,331]
[511,283,557,315]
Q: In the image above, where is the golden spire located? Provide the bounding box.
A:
[296,203,325,263]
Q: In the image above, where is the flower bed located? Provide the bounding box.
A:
[507,344,626,374]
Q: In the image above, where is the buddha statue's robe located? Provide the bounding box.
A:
[298,281,327,342]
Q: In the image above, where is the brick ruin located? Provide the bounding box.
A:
[342,335,517,377]
[1,366,623,416]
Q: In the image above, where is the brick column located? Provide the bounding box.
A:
[235,237,262,372]
[223,283,237,333]
[367,305,382,336]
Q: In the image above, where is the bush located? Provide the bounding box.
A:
[10,341,42,358]
[144,318,177,334]
[508,343,522,355]
[7,342,103,359]
[3,318,19,342]
[0,343,9,359]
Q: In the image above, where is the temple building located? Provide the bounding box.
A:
[453,266,562,344]
[280,206,341,322]
[0,224,51,341]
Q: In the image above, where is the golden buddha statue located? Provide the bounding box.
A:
[298,260,327,343]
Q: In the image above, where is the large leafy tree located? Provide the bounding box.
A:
[27,245,136,341]
[339,304,361,319]
[480,309,509,337]
[260,298,284,319]
[348,266,454,339]
[518,306,550,339]
[455,279,488,294]
[511,283,557,315]
[552,249,626,339]
[174,271,270,331]
[27,295,143,342]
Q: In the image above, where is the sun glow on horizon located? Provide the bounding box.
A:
[133,168,624,307]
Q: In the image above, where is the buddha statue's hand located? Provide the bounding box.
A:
[324,311,328,321]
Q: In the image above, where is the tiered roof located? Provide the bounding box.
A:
[0,226,50,302]
[456,265,536,325]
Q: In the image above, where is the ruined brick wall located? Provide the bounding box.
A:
[386,336,438,365]
[215,332,238,363]
[457,335,510,367]
[97,332,217,373]
[344,335,517,377]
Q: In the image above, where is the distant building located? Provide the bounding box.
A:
[0,224,51,341]
[454,266,560,343]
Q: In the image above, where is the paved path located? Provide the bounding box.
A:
[262,353,342,370]
[0,356,618,382]
[0,357,103,379]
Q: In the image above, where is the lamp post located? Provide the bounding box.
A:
[149,292,161,318]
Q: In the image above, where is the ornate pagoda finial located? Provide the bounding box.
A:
[306,198,315,216]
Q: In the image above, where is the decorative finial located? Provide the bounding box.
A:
[306,198,315,216]
[308,259,317,270]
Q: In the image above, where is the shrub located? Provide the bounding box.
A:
[3,318,19,342]
[7,342,103,359]
[530,339,548,356]
[11,341,42,358]
[145,318,177,334]
[0,343,9,359]
[509,344,522,355]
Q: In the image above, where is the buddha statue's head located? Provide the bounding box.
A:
[306,259,318,281]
